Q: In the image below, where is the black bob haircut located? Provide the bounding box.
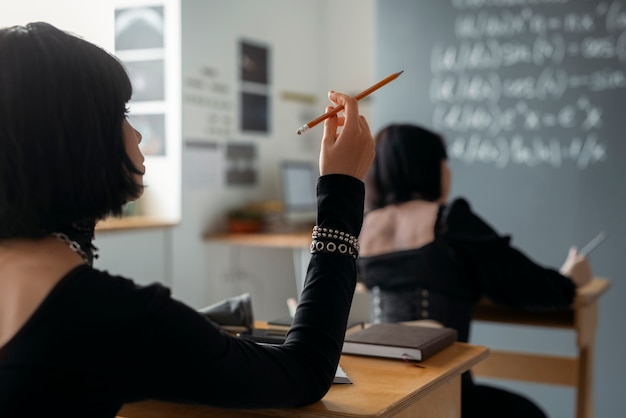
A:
[0,22,143,239]
[365,124,448,211]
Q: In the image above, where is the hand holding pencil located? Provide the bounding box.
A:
[319,91,375,182]
[560,246,593,287]
[296,70,404,135]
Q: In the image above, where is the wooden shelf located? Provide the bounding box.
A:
[95,216,178,233]
[203,230,311,249]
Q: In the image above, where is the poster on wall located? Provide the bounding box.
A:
[240,41,269,84]
[115,4,168,157]
[183,140,223,189]
[124,59,165,101]
[240,92,269,132]
[115,6,165,50]
[225,142,257,186]
[183,67,234,139]
[239,39,271,134]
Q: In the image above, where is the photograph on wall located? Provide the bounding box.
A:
[123,59,165,101]
[183,140,223,190]
[225,142,257,186]
[115,5,165,50]
[240,92,269,133]
[128,113,166,156]
[239,40,269,85]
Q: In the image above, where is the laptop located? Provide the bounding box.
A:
[275,160,317,231]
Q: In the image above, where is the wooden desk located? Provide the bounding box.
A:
[118,343,488,418]
[472,278,610,418]
[203,231,610,418]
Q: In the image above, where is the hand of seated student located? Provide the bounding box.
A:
[319,91,375,182]
[560,246,593,287]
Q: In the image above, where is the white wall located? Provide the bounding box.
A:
[172,0,374,320]
[0,0,115,48]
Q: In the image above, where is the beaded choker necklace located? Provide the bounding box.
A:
[52,232,90,265]
[51,220,98,266]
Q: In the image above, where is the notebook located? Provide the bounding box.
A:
[342,323,458,362]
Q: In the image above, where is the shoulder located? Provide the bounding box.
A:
[64,266,172,316]
[441,197,502,238]
[77,267,168,292]
[442,197,476,227]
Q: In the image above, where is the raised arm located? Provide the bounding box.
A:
[126,91,374,409]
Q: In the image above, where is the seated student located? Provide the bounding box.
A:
[0,22,375,417]
[357,123,592,418]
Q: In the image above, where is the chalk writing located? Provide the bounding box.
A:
[429,1,624,168]
[448,133,606,169]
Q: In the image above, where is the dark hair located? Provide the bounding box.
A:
[365,124,448,211]
[0,22,142,239]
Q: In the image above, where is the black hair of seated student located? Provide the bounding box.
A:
[365,124,447,210]
[0,22,143,240]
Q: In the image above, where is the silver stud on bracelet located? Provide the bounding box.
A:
[311,226,359,252]
[310,238,358,259]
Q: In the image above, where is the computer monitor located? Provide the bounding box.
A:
[280,160,317,225]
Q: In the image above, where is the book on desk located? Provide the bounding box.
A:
[341,323,458,362]
[266,315,365,336]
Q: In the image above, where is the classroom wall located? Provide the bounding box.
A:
[0,0,114,46]
[170,0,374,320]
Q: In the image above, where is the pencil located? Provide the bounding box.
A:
[579,231,608,256]
[296,70,404,135]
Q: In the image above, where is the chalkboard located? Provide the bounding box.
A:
[373,0,626,268]
[373,2,625,415]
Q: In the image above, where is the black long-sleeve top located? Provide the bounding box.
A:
[0,174,364,418]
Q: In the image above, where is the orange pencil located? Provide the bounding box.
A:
[296,70,404,135]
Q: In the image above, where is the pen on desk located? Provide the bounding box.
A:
[296,70,404,135]
[579,231,608,256]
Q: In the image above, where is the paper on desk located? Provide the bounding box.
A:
[334,364,352,384]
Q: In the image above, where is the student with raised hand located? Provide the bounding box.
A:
[0,22,374,417]
[357,123,592,418]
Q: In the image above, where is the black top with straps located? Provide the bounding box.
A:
[357,197,576,343]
